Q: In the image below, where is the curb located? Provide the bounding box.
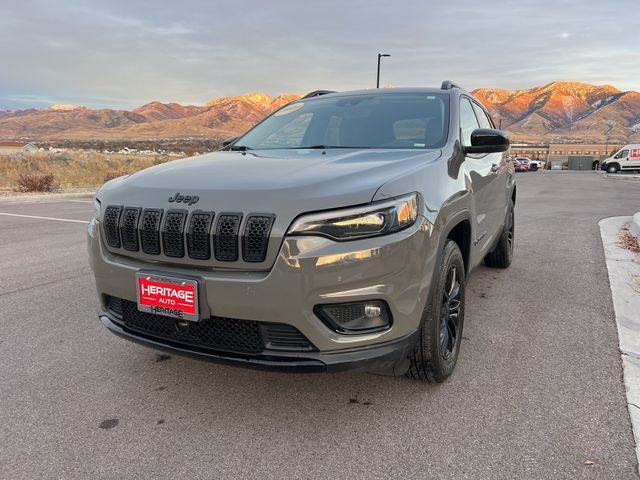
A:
[0,192,96,205]
[599,216,640,474]
[605,174,640,181]
[631,212,640,242]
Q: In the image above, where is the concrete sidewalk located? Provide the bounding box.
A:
[600,216,640,474]
[0,191,96,204]
[605,174,640,181]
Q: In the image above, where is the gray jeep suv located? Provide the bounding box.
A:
[88,82,515,382]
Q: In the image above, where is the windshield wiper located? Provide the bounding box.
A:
[229,145,253,151]
[303,145,371,149]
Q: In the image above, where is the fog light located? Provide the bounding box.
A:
[314,300,391,334]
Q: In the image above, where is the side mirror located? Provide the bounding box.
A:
[464,129,509,155]
[222,136,239,147]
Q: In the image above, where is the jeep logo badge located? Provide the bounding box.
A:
[168,192,199,206]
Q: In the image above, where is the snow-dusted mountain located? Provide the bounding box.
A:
[0,83,638,143]
[472,82,640,143]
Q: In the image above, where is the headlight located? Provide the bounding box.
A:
[288,193,419,241]
[93,197,101,219]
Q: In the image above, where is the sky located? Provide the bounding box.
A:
[1,0,639,110]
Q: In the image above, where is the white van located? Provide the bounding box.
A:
[601,144,640,173]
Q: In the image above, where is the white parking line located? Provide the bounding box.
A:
[0,212,89,224]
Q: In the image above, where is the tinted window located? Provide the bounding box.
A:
[235,93,449,150]
[460,98,479,146]
[472,102,493,129]
[615,149,629,159]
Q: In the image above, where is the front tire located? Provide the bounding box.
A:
[607,164,619,173]
[484,199,514,268]
[407,240,465,383]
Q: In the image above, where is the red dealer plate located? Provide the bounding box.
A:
[136,273,199,321]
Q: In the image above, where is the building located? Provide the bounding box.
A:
[0,141,39,154]
[509,143,623,170]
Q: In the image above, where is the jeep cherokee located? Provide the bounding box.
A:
[88,82,515,382]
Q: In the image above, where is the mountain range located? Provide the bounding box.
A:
[472,82,640,143]
[1,82,638,144]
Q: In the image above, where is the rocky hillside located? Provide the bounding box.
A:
[1,83,638,143]
[0,93,301,141]
[472,82,640,143]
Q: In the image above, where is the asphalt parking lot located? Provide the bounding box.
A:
[1,171,639,479]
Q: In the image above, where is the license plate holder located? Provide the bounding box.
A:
[136,272,199,321]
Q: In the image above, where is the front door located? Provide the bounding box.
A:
[459,97,503,256]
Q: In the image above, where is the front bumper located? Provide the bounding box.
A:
[88,215,436,372]
[100,312,419,374]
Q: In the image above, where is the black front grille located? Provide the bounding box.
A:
[243,215,274,262]
[103,206,274,263]
[214,214,242,261]
[104,296,314,354]
[103,206,122,248]
[120,207,141,251]
[162,210,187,257]
[187,211,214,260]
[140,209,163,255]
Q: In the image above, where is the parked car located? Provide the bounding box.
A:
[512,158,528,172]
[601,144,640,173]
[88,82,516,383]
[517,157,545,170]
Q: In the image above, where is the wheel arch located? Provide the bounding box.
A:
[433,208,473,278]
[444,218,472,276]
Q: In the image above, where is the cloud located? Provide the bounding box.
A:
[0,0,639,109]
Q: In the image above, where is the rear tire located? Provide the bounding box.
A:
[407,240,465,383]
[484,199,514,269]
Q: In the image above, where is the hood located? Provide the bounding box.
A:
[98,148,442,218]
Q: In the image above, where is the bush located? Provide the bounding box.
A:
[16,173,55,192]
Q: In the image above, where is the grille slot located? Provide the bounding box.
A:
[120,207,141,251]
[264,324,314,351]
[104,295,123,318]
[140,209,163,255]
[103,205,122,248]
[214,213,242,261]
[187,211,214,260]
[162,210,187,257]
[242,214,274,262]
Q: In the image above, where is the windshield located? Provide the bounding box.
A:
[233,93,449,150]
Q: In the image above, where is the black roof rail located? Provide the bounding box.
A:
[441,80,462,90]
[302,90,337,99]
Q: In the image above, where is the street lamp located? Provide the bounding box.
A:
[605,120,615,156]
[376,53,390,88]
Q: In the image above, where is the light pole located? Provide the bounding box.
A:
[376,53,390,88]
[605,120,615,157]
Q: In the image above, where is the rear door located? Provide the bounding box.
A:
[460,97,502,254]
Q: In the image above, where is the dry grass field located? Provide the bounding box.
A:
[0,150,184,191]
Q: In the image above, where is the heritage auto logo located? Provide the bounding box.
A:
[168,192,199,205]
[138,276,197,319]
